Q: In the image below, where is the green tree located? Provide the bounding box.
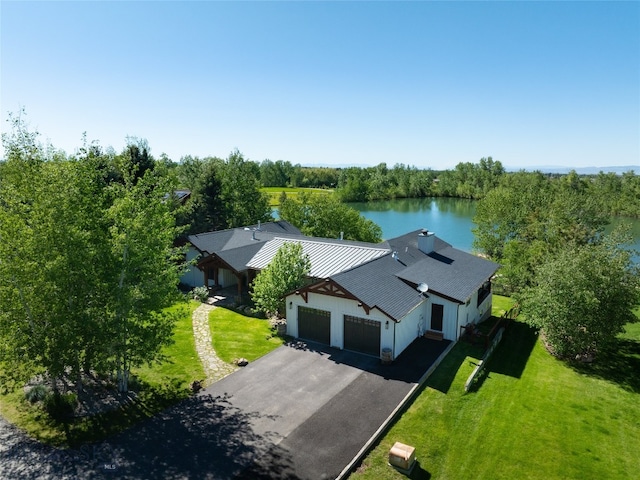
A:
[337,167,370,202]
[180,157,226,234]
[260,159,293,187]
[217,150,272,229]
[473,171,608,292]
[0,116,110,392]
[518,228,640,360]
[436,157,504,199]
[105,160,185,392]
[251,242,311,316]
[0,113,185,394]
[279,192,382,243]
[117,136,155,184]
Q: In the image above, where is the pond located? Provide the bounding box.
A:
[349,197,478,252]
[350,197,640,256]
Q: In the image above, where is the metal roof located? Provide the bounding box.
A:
[189,223,499,320]
[246,237,390,278]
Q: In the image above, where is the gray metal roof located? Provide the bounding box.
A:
[247,237,390,278]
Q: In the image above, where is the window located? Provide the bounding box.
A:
[477,281,491,307]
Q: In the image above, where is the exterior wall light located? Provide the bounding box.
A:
[385,320,389,329]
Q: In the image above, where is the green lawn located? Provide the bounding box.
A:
[0,300,204,447]
[350,296,640,480]
[209,307,286,363]
[133,300,205,388]
[261,186,334,206]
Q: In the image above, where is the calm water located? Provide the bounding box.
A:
[350,197,640,255]
[349,197,477,252]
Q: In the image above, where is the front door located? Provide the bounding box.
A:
[431,304,444,331]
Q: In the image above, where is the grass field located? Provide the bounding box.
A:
[350,297,640,480]
[261,186,334,206]
[209,307,286,363]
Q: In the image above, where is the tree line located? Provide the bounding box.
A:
[256,157,640,219]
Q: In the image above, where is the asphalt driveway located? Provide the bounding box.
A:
[0,338,450,480]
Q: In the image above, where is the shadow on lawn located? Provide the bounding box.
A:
[571,337,640,393]
[488,321,538,379]
[408,460,432,479]
[468,321,538,393]
[1,393,299,480]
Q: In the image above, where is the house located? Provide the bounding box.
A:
[182,222,499,361]
[181,221,303,294]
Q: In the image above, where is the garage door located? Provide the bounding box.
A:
[343,315,380,356]
[298,306,331,345]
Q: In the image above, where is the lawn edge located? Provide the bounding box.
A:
[336,341,457,480]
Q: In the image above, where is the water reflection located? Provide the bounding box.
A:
[349,197,477,252]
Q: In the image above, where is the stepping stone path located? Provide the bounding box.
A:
[192,301,238,386]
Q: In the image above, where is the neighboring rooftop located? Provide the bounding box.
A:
[188,221,303,255]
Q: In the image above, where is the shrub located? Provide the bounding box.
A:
[25,384,50,404]
[191,286,209,303]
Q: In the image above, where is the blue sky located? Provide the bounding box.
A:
[1,1,638,170]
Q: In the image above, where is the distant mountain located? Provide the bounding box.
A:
[505,165,639,175]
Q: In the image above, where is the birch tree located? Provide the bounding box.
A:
[1,113,185,394]
[105,160,185,392]
[0,114,106,391]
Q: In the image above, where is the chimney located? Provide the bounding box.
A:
[418,229,435,254]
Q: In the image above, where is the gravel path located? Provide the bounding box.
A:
[192,302,238,385]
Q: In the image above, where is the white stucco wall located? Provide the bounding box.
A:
[423,295,460,341]
[286,292,395,356]
[285,287,493,357]
[180,247,204,288]
[392,302,426,358]
[454,291,493,340]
